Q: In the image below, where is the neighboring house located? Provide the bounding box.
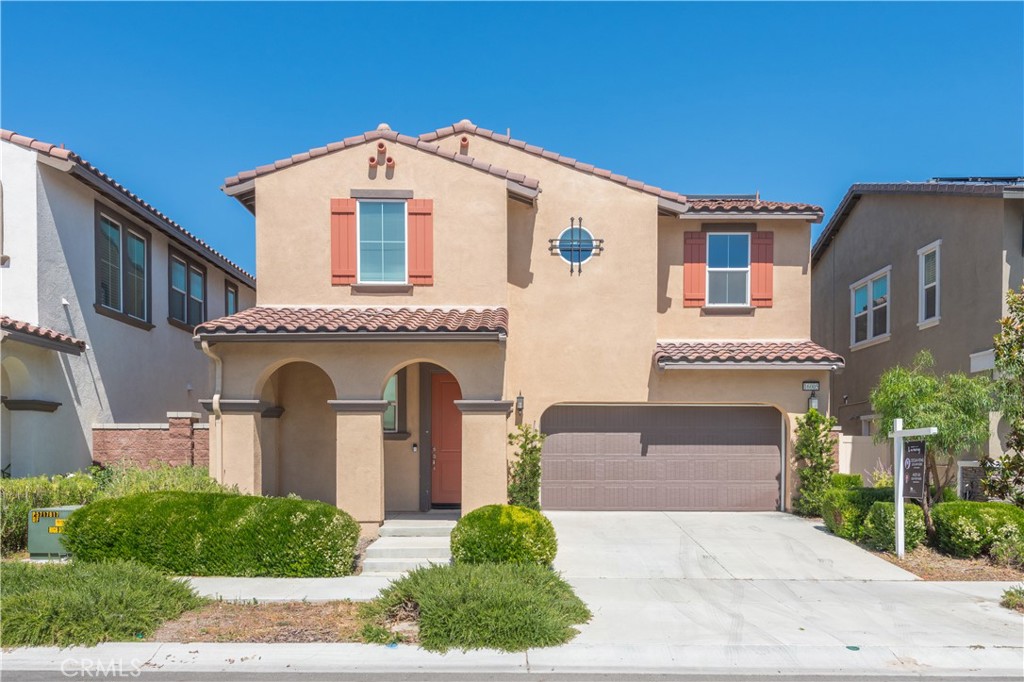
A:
[199,119,841,534]
[0,129,256,477]
[811,178,1024,458]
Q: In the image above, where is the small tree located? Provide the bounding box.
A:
[792,408,839,516]
[507,424,545,510]
[982,286,1024,507]
[871,350,993,538]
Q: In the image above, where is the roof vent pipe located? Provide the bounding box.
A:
[385,157,395,169]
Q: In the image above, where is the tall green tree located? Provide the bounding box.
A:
[507,424,546,510]
[871,350,993,537]
[982,287,1024,507]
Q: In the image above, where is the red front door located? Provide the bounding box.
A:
[431,372,462,505]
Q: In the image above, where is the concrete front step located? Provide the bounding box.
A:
[378,521,455,538]
[365,537,452,560]
[361,557,450,574]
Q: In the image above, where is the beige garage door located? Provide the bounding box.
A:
[540,405,782,511]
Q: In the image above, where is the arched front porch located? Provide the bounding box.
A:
[202,339,511,536]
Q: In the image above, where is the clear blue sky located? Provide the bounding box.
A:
[3,2,1022,274]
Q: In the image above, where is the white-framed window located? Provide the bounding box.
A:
[706,232,750,306]
[917,239,941,327]
[850,266,891,347]
[357,200,407,284]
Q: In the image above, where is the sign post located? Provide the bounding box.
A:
[889,419,937,559]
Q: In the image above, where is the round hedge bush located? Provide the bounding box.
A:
[63,491,360,577]
[450,504,557,565]
[862,501,926,552]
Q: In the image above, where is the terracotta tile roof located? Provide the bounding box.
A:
[222,126,541,196]
[687,197,824,218]
[195,306,509,337]
[1,129,254,285]
[812,179,1024,265]
[420,120,688,204]
[655,340,844,366]
[1,315,86,354]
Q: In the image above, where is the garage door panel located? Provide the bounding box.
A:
[541,405,781,512]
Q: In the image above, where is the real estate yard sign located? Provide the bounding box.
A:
[903,441,926,500]
[890,419,937,558]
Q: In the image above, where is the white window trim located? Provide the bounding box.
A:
[356,199,408,285]
[705,232,751,307]
[917,239,941,328]
[849,265,892,350]
[124,227,148,322]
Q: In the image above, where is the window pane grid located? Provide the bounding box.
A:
[358,201,406,283]
[852,272,889,344]
[920,248,939,322]
[706,234,750,305]
[98,217,122,311]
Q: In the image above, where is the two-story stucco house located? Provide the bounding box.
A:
[0,129,256,477]
[811,178,1024,456]
[198,119,842,534]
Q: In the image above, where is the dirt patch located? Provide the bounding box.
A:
[151,601,363,643]
[353,536,375,575]
[875,545,1024,581]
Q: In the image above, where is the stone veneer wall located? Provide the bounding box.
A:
[92,412,209,469]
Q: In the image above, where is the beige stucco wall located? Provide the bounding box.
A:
[213,132,827,521]
[811,194,1011,437]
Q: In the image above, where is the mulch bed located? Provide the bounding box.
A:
[874,545,1024,581]
[151,601,363,643]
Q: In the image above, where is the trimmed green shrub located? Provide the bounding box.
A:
[507,425,545,510]
[0,560,204,647]
[450,504,557,565]
[831,473,864,490]
[932,501,1024,558]
[0,473,99,555]
[792,409,839,517]
[359,562,590,652]
[862,501,926,552]
[820,487,893,540]
[991,527,1024,570]
[63,491,360,577]
[91,462,233,499]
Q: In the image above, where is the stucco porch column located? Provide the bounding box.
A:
[455,400,514,513]
[329,400,388,537]
[205,399,266,494]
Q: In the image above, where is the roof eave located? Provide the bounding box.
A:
[657,360,844,371]
[683,211,823,222]
[1,328,84,356]
[195,330,508,346]
[33,155,256,288]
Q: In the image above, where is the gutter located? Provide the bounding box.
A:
[199,339,223,478]
[196,330,508,345]
[657,360,844,371]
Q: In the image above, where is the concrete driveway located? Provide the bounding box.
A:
[547,511,1023,657]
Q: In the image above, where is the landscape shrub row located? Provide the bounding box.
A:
[931,501,1024,558]
[0,464,231,555]
[64,491,360,577]
[820,486,894,541]
[0,560,204,647]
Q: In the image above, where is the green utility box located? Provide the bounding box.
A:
[27,505,81,559]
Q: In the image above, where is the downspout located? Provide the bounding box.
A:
[199,339,223,479]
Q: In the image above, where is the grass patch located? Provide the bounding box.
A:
[0,560,205,647]
[359,563,591,652]
[151,600,362,643]
[1002,585,1024,613]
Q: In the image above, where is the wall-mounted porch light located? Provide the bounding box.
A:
[516,392,525,414]
[803,380,820,412]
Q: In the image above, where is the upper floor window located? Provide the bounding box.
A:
[225,282,239,316]
[556,225,595,265]
[706,233,750,306]
[358,201,406,283]
[918,240,941,327]
[95,209,150,326]
[169,251,206,328]
[851,266,890,347]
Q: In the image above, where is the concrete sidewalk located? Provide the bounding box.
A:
[3,641,1021,678]
[186,575,394,602]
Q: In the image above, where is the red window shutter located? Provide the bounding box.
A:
[683,231,707,307]
[330,198,357,284]
[407,199,434,285]
[751,231,774,308]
